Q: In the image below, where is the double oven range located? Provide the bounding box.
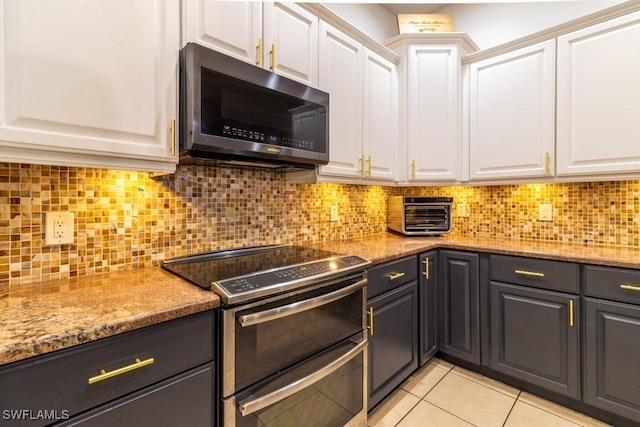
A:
[162,245,371,427]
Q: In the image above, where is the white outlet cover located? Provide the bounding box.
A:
[539,204,553,222]
[45,212,75,246]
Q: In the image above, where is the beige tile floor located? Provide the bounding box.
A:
[368,358,611,427]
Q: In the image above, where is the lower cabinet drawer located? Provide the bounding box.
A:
[0,311,214,427]
[367,256,417,299]
[491,255,579,293]
[57,363,214,427]
[585,265,640,305]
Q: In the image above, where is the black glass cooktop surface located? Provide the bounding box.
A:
[162,245,370,305]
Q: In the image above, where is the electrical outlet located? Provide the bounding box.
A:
[539,204,553,222]
[45,212,75,246]
[458,202,469,218]
[330,205,339,222]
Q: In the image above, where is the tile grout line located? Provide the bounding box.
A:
[501,390,522,427]
[448,368,520,399]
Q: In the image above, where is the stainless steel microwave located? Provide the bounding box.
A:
[179,43,329,171]
[388,196,453,236]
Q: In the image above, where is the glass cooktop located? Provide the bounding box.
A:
[161,245,370,305]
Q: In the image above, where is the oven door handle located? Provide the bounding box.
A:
[238,337,367,417]
[238,278,367,327]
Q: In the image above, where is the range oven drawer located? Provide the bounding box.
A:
[387,196,453,236]
[223,336,367,427]
[220,274,367,398]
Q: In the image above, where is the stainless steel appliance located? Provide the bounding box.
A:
[162,245,370,427]
[387,196,453,236]
[179,43,329,171]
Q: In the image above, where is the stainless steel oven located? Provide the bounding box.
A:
[162,245,370,427]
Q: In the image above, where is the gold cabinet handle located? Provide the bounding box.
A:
[366,156,372,176]
[256,38,263,67]
[358,155,365,177]
[385,272,405,280]
[269,44,276,72]
[169,119,176,157]
[88,358,154,385]
[620,284,640,292]
[411,160,416,179]
[422,258,429,279]
[545,152,551,174]
[515,269,545,278]
[366,307,374,336]
[569,300,574,327]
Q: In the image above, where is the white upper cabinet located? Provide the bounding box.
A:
[362,49,398,182]
[183,1,318,86]
[182,1,262,65]
[387,35,477,184]
[264,3,318,86]
[556,10,640,177]
[468,39,556,181]
[317,22,363,179]
[0,0,179,172]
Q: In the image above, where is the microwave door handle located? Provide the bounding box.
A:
[238,338,367,417]
[238,279,366,327]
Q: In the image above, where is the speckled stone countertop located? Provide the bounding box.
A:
[3,233,639,368]
[0,267,219,366]
[313,232,640,269]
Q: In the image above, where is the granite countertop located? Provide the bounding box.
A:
[313,232,640,269]
[3,232,640,367]
[0,267,219,366]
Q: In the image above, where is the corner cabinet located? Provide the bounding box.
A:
[0,0,179,173]
[182,1,318,87]
[418,251,438,365]
[386,34,478,184]
[438,250,480,365]
[466,39,556,181]
[556,10,640,177]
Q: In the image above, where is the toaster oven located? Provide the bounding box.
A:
[387,196,453,236]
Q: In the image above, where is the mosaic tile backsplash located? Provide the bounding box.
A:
[1,162,640,286]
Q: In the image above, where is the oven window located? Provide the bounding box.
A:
[232,283,363,392]
[234,347,364,427]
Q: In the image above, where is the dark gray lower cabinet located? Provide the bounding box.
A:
[418,251,437,366]
[490,282,580,399]
[0,311,215,427]
[367,281,419,410]
[584,298,640,423]
[439,250,480,365]
[58,363,214,427]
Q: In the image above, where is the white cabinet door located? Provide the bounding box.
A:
[469,40,555,180]
[557,11,640,176]
[182,0,262,65]
[264,2,318,86]
[407,45,464,182]
[0,0,179,172]
[317,22,363,178]
[363,49,397,181]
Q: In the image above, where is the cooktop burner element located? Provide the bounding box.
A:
[161,244,370,305]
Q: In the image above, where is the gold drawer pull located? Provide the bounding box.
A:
[620,284,640,292]
[515,270,545,278]
[423,258,429,279]
[366,307,374,336]
[385,272,405,280]
[88,358,154,385]
[569,300,574,327]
